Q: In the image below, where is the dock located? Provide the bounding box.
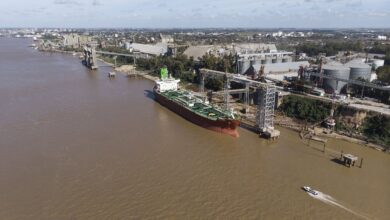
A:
[261,128,281,140]
[240,119,280,140]
[108,72,116,77]
[341,153,359,167]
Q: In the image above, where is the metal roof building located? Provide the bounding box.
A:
[246,61,310,75]
[128,43,168,56]
[183,43,277,60]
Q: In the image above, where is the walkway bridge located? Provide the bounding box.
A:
[82,43,139,70]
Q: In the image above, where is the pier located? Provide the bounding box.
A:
[341,153,359,167]
[201,69,280,139]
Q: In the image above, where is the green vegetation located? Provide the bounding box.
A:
[375,53,390,84]
[136,54,195,81]
[205,77,223,91]
[368,42,390,55]
[134,52,234,91]
[363,115,390,147]
[280,96,390,149]
[199,54,236,73]
[279,95,332,123]
[296,41,364,56]
[62,46,82,52]
[376,65,390,83]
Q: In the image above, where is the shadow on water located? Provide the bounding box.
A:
[144,90,154,100]
[330,158,345,166]
[329,153,349,167]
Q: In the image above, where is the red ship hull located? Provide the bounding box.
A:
[154,91,240,137]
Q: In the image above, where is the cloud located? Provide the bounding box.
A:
[1,0,389,28]
[346,0,362,7]
[368,11,390,17]
[53,0,79,5]
[92,0,102,6]
[157,2,166,7]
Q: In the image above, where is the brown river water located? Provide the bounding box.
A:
[0,38,389,220]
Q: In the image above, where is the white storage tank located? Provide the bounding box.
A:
[323,63,350,94]
[349,63,371,81]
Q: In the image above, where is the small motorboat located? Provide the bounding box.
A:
[302,186,318,195]
[302,186,311,192]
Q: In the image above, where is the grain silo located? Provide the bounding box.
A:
[348,62,371,81]
[323,63,350,94]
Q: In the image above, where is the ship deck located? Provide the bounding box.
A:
[160,90,234,121]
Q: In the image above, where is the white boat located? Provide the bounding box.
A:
[302,186,318,195]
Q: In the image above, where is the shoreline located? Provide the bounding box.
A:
[275,114,388,152]
[38,48,389,153]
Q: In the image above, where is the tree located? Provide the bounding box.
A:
[363,115,390,147]
[376,65,390,83]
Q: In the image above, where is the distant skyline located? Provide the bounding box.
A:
[0,0,389,28]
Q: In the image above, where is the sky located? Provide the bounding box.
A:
[0,0,389,28]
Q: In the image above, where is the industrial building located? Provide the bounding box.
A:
[244,61,310,77]
[127,42,168,58]
[63,34,92,48]
[368,59,385,70]
[183,43,277,60]
[312,59,380,94]
[160,34,174,44]
[237,52,296,74]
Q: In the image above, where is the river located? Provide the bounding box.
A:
[0,38,389,220]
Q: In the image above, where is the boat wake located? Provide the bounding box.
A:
[307,191,371,220]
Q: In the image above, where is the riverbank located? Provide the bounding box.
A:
[111,66,390,152]
[278,95,390,152]
[36,48,389,153]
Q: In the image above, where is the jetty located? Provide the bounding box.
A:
[341,153,359,167]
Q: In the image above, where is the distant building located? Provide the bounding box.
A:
[183,43,277,60]
[160,34,174,44]
[63,34,92,48]
[128,42,168,58]
[124,42,131,50]
[245,61,310,76]
[378,35,387,40]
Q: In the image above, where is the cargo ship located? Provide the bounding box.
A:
[153,78,240,137]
